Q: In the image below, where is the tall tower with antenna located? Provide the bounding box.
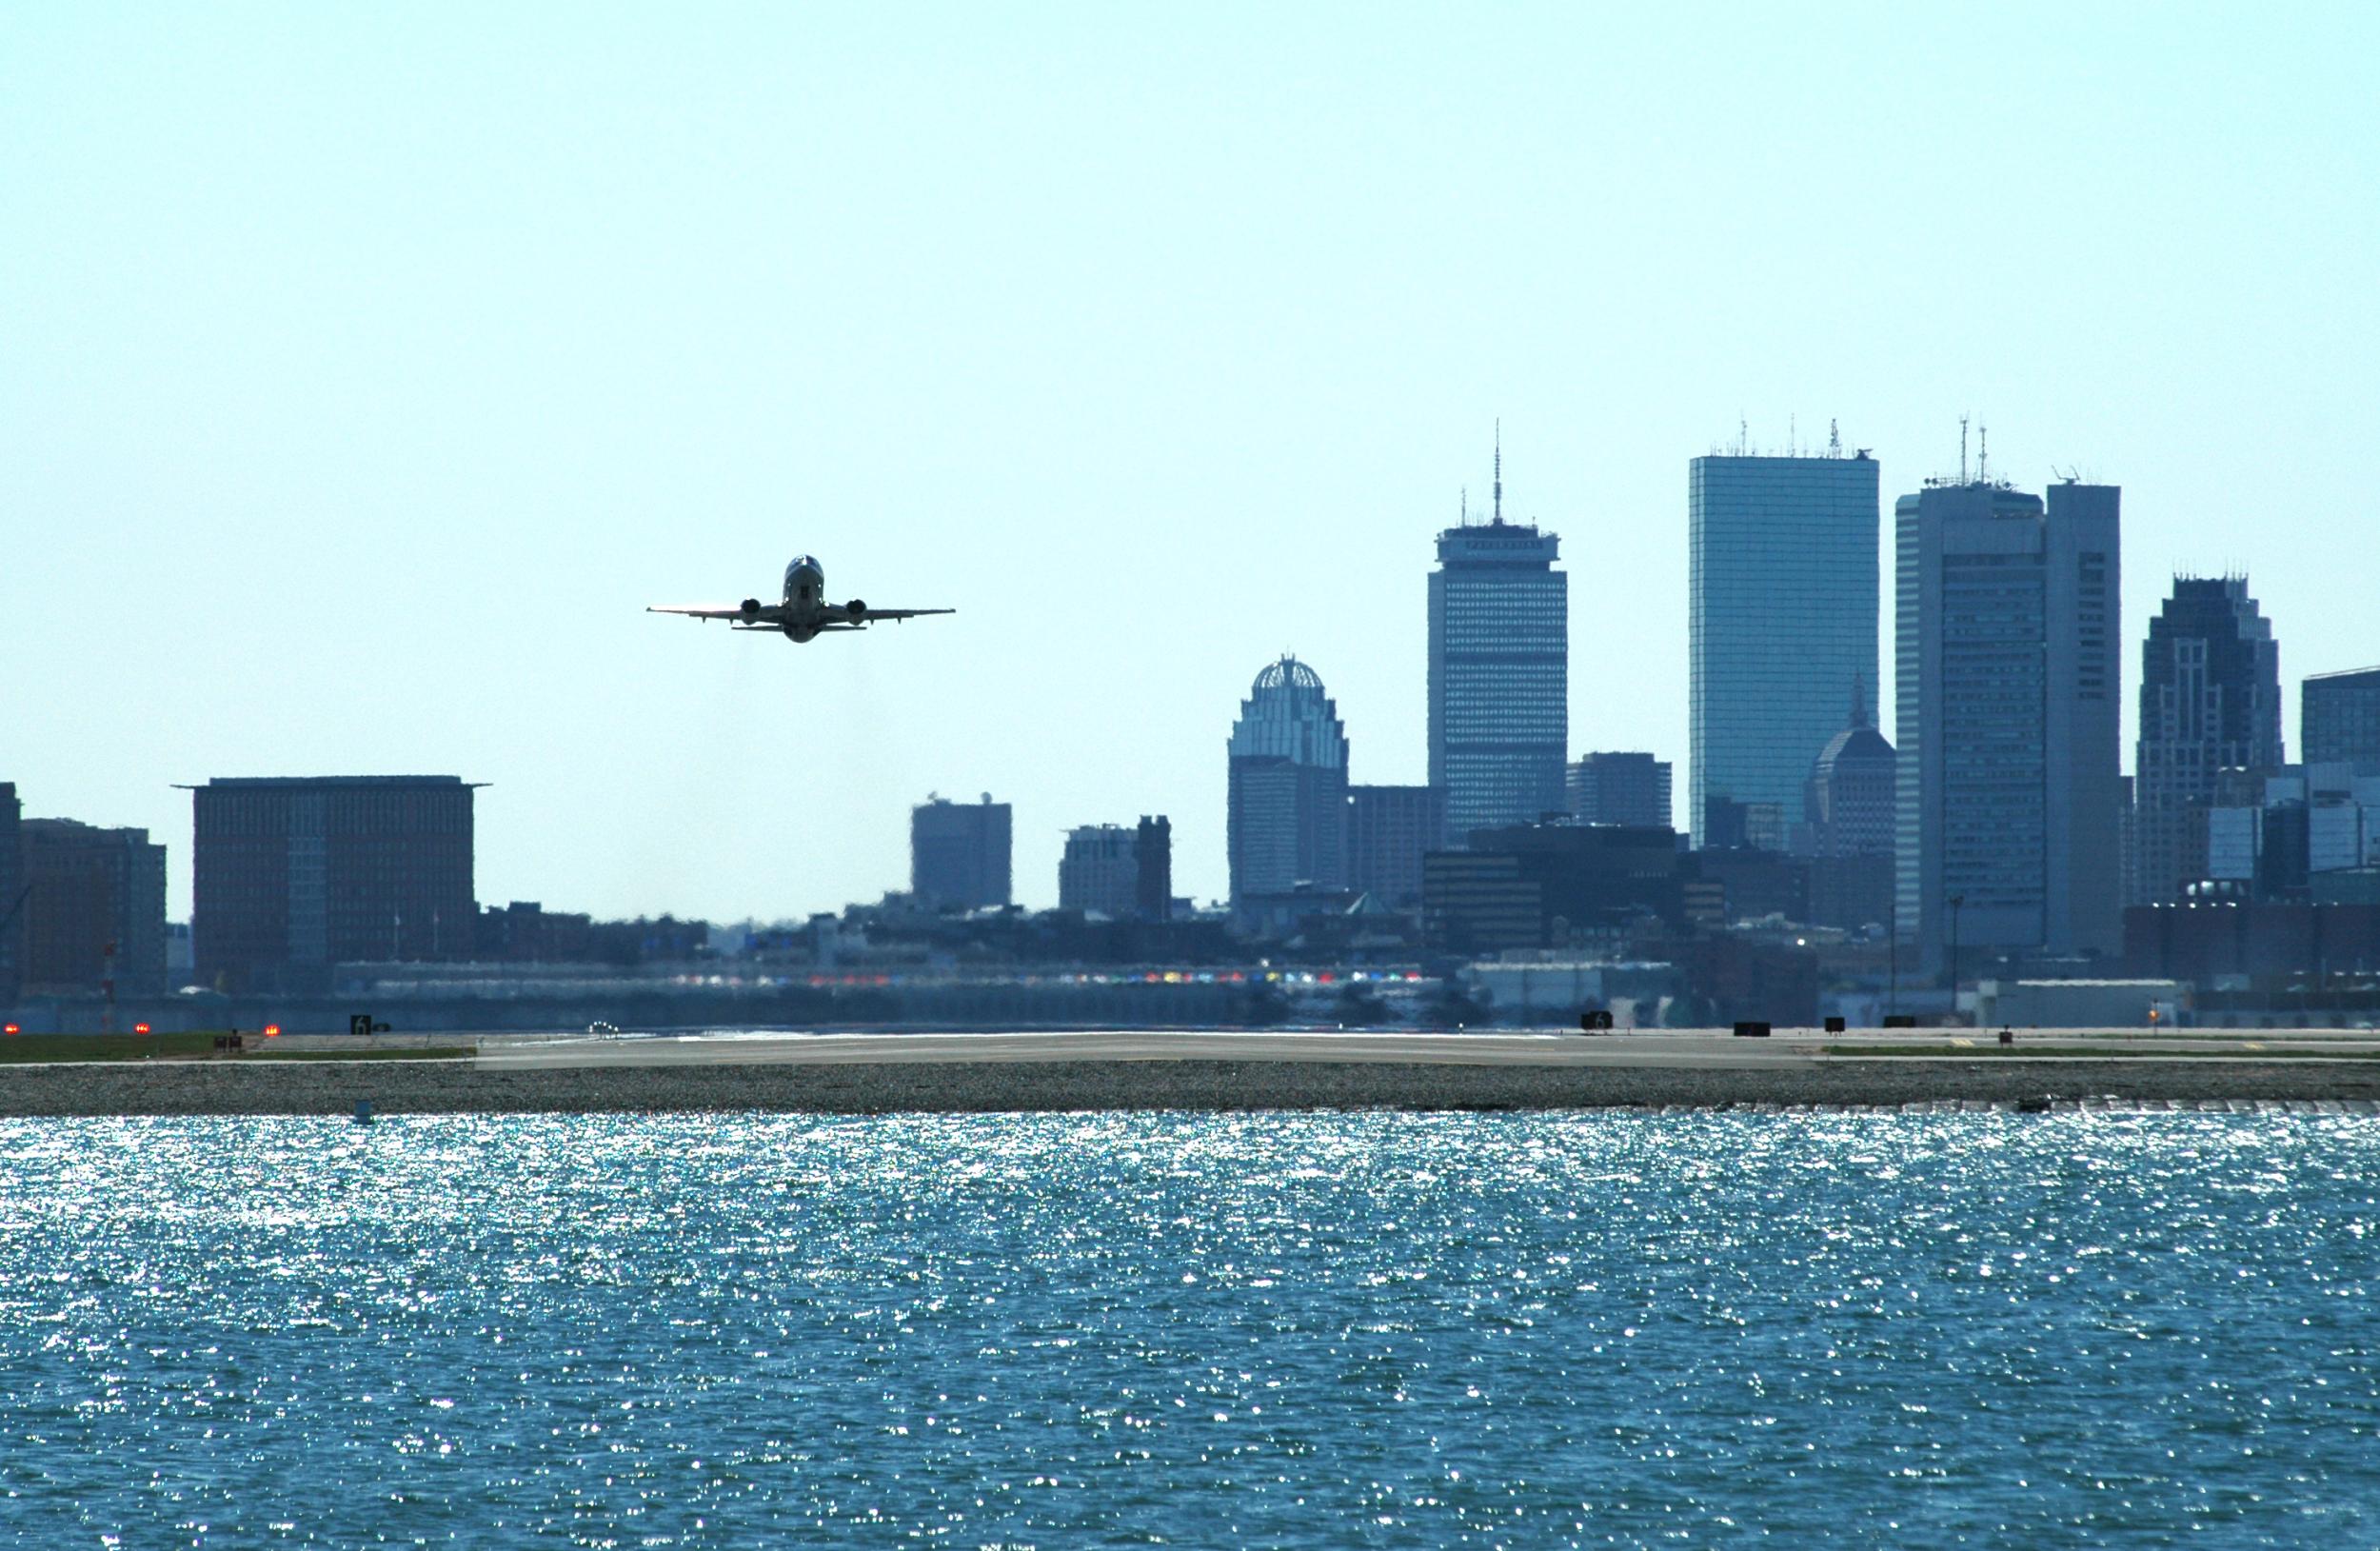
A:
[1430,428,1568,838]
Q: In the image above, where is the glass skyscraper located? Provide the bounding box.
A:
[1227,655,1349,906]
[1688,450,1879,849]
[1428,472,1567,842]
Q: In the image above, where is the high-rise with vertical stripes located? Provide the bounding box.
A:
[1688,447,1880,850]
[1429,441,1567,843]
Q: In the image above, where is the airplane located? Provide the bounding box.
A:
[647,555,954,643]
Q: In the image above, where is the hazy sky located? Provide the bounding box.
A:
[6,4,2374,924]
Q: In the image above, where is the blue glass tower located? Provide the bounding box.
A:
[1688,447,1880,850]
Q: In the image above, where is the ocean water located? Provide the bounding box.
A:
[0,1110,2374,1547]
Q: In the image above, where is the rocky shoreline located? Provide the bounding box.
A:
[2,1056,2379,1117]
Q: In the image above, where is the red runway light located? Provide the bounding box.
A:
[133,1023,152,1035]
[263,1024,282,1038]
[3,1024,17,1036]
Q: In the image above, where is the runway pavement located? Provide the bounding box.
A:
[472,1026,2380,1071]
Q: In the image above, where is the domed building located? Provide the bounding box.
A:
[1227,656,1349,908]
[1803,678,1896,928]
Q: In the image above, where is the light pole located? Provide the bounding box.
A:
[1886,885,1898,1022]
[1947,893,1965,1024]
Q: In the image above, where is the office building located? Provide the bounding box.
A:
[21,819,169,997]
[1688,447,1879,848]
[1566,752,1672,828]
[1134,816,1173,923]
[911,794,1012,911]
[1346,784,1445,908]
[1429,443,1567,840]
[2204,764,2380,899]
[2304,666,2380,768]
[1895,479,2122,974]
[2131,577,2284,904]
[1228,656,1348,908]
[0,784,18,1006]
[1422,822,1686,954]
[1059,821,1173,921]
[190,775,478,993]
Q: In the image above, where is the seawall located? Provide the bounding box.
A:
[4,1057,2379,1117]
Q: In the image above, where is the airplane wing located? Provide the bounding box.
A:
[826,606,957,626]
[648,604,787,625]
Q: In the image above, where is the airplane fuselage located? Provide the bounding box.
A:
[780,555,826,642]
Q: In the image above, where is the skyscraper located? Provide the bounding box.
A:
[1805,687,1896,859]
[1565,752,1673,829]
[1688,445,1879,849]
[1429,438,1567,841]
[1802,687,1896,929]
[1228,655,1348,907]
[910,795,1012,911]
[2304,666,2380,767]
[2132,577,2284,904]
[190,775,478,993]
[1895,478,2122,974]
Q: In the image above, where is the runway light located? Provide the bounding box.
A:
[264,1024,282,1038]
[133,1023,152,1035]
[3,1023,17,1036]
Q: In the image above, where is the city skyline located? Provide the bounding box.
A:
[7,8,2375,923]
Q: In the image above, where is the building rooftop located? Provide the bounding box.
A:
[182,775,481,788]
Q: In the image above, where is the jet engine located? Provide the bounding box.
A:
[740,598,761,617]
[845,599,867,622]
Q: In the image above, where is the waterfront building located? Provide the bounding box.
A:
[2131,577,2284,904]
[1228,656,1348,910]
[1565,752,1672,828]
[20,819,169,997]
[1895,479,2123,973]
[2304,666,2380,768]
[1429,442,1567,840]
[189,775,478,993]
[1346,784,1445,908]
[1688,446,1879,849]
[910,794,1012,911]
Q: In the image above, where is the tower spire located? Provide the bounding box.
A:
[1493,419,1503,524]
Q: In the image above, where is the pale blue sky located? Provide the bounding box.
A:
[5,3,2374,922]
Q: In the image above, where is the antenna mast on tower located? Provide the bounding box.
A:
[1493,420,1503,523]
[1959,414,1971,483]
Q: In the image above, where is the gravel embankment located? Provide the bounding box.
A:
[2,1058,2378,1116]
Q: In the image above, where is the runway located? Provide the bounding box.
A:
[6,1028,2377,1116]
[472,1026,2380,1072]
[474,1029,1828,1070]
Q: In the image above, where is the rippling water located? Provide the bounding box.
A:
[1,1110,2374,1546]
